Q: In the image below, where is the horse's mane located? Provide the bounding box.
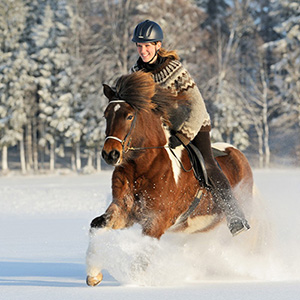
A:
[114,71,189,124]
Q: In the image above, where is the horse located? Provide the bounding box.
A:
[86,71,253,286]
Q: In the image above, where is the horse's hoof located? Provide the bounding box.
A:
[90,215,107,228]
[86,273,103,286]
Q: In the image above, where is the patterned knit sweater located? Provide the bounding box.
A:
[130,57,211,142]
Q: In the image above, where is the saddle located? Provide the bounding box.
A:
[170,133,227,187]
[184,143,227,188]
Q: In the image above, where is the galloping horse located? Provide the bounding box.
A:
[86,71,253,286]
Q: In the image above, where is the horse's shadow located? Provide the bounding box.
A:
[0,261,118,287]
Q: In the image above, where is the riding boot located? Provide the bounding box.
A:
[208,173,250,236]
[192,131,250,236]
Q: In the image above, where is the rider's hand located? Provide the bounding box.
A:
[169,133,182,149]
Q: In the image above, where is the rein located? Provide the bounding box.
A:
[104,135,168,152]
[104,100,193,173]
[127,145,167,151]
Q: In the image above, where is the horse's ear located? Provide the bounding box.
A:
[103,84,116,101]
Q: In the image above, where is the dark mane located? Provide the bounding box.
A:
[115,71,156,112]
[114,71,189,124]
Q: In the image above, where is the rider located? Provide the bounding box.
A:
[130,20,250,236]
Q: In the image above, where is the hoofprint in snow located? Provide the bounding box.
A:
[0,169,300,300]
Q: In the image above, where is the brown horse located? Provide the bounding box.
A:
[86,71,253,286]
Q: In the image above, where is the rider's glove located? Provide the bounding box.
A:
[169,131,190,149]
[169,134,182,149]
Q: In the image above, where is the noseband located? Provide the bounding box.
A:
[104,99,170,153]
[104,100,137,153]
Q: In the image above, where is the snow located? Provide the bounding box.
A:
[1,169,300,299]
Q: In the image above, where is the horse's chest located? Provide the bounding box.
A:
[134,186,167,211]
[131,180,173,219]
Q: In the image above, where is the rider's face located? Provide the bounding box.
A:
[136,42,161,63]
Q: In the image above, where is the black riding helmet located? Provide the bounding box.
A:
[132,20,163,43]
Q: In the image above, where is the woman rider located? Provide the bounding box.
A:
[130,20,250,236]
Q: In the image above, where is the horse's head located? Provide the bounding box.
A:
[101,95,135,165]
[101,72,158,166]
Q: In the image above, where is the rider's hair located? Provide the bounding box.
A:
[157,47,180,60]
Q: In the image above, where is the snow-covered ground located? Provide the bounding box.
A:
[0,168,300,299]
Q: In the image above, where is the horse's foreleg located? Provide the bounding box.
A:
[91,168,134,230]
[90,202,131,230]
[87,199,133,287]
[87,168,136,286]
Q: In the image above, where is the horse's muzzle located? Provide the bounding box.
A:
[102,149,121,165]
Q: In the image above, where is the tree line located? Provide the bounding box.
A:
[0,0,299,174]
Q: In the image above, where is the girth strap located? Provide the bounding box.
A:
[175,190,203,225]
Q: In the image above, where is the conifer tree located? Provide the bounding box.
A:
[266,0,300,163]
[0,0,33,173]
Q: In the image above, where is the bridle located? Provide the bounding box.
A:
[104,100,193,172]
[104,100,137,153]
[104,100,167,153]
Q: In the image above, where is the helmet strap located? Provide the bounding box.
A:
[147,47,160,64]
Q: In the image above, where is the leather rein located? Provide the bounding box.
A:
[104,100,168,154]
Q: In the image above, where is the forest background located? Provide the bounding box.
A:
[0,0,299,174]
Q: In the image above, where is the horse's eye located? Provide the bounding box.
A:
[127,115,134,121]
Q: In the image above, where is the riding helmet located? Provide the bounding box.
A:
[132,20,163,43]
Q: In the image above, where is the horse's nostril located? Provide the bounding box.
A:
[102,150,108,161]
[102,149,120,165]
[109,150,120,162]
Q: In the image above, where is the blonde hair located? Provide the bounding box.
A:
[148,42,180,60]
[157,47,180,60]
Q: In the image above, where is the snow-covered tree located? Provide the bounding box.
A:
[66,0,105,172]
[0,0,35,173]
[0,0,298,172]
[31,1,83,171]
[195,0,254,150]
[265,0,300,163]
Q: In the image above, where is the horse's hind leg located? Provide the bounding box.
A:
[86,228,105,286]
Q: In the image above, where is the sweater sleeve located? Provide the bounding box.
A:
[175,68,210,141]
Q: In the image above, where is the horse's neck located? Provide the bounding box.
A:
[130,112,167,172]
[137,112,167,146]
